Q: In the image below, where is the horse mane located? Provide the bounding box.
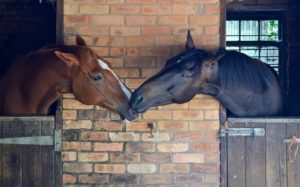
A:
[217,50,275,93]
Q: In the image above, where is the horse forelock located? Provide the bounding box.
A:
[217,51,273,93]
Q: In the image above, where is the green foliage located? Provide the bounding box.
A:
[267,20,279,41]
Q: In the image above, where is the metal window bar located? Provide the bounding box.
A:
[226,16,282,74]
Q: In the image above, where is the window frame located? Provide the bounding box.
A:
[226,11,285,85]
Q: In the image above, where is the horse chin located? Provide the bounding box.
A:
[118,109,138,121]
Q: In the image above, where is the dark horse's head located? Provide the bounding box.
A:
[130,31,282,117]
[130,31,209,113]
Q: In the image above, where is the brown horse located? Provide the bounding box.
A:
[0,36,136,120]
[130,31,282,117]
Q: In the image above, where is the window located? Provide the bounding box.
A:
[226,13,283,73]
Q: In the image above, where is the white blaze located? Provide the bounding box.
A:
[97,59,132,99]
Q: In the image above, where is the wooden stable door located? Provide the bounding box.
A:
[0,117,61,187]
[221,118,300,187]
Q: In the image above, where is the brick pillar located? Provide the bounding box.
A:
[61,0,222,186]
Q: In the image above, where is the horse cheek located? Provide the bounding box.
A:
[73,76,98,105]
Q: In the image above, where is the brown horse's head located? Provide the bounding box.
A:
[55,36,136,120]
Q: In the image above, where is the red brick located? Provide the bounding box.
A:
[64,5,79,15]
[94,164,126,173]
[141,5,171,15]
[63,142,92,151]
[173,132,205,141]
[91,47,109,56]
[191,164,219,173]
[94,142,124,151]
[191,142,219,152]
[62,110,77,120]
[109,132,140,141]
[125,78,144,89]
[111,5,140,14]
[127,164,157,173]
[158,103,189,110]
[189,0,219,3]
[174,153,204,163]
[110,26,140,36]
[95,0,125,4]
[78,174,109,184]
[110,153,141,163]
[80,132,108,141]
[155,36,185,46]
[79,5,109,14]
[140,47,171,57]
[63,163,93,173]
[63,120,92,130]
[205,25,220,35]
[126,121,151,132]
[204,131,219,142]
[160,164,189,173]
[157,143,188,152]
[114,68,140,78]
[173,110,204,120]
[141,153,172,163]
[205,174,220,183]
[95,37,125,46]
[189,15,219,25]
[104,58,124,68]
[91,15,124,25]
[126,16,156,25]
[173,26,203,36]
[78,26,109,36]
[124,57,156,68]
[189,120,219,131]
[110,47,139,56]
[62,151,77,161]
[125,37,154,46]
[141,26,171,36]
[63,174,77,183]
[64,16,90,25]
[78,152,108,162]
[205,4,220,14]
[205,154,219,163]
[172,4,197,14]
[189,99,219,109]
[158,0,188,3]
[65,0,94,3]
[63,99,93,110]
[126,142,155,152]
[158,15,188,25]
[95,121,123,131]
[142,132,171,142]
[204,110,219,120]
[141,68,159,78]
[127,0,156,4]
[143,174,172,184]
[143,110,172,120]
[158,121,189,131]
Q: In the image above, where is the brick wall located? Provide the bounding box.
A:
[61,0,222,186]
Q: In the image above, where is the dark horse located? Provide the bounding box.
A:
[130,31,282,117]
[0,36,136,120]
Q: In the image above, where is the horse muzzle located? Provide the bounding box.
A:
[118,108,138,121]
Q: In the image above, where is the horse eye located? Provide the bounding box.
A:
[93,74,102,81]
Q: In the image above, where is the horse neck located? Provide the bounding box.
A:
[1,50,73,115]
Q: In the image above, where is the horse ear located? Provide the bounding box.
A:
[76,35,87,46]
[54,51,79,67]
[185,30,195,50]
